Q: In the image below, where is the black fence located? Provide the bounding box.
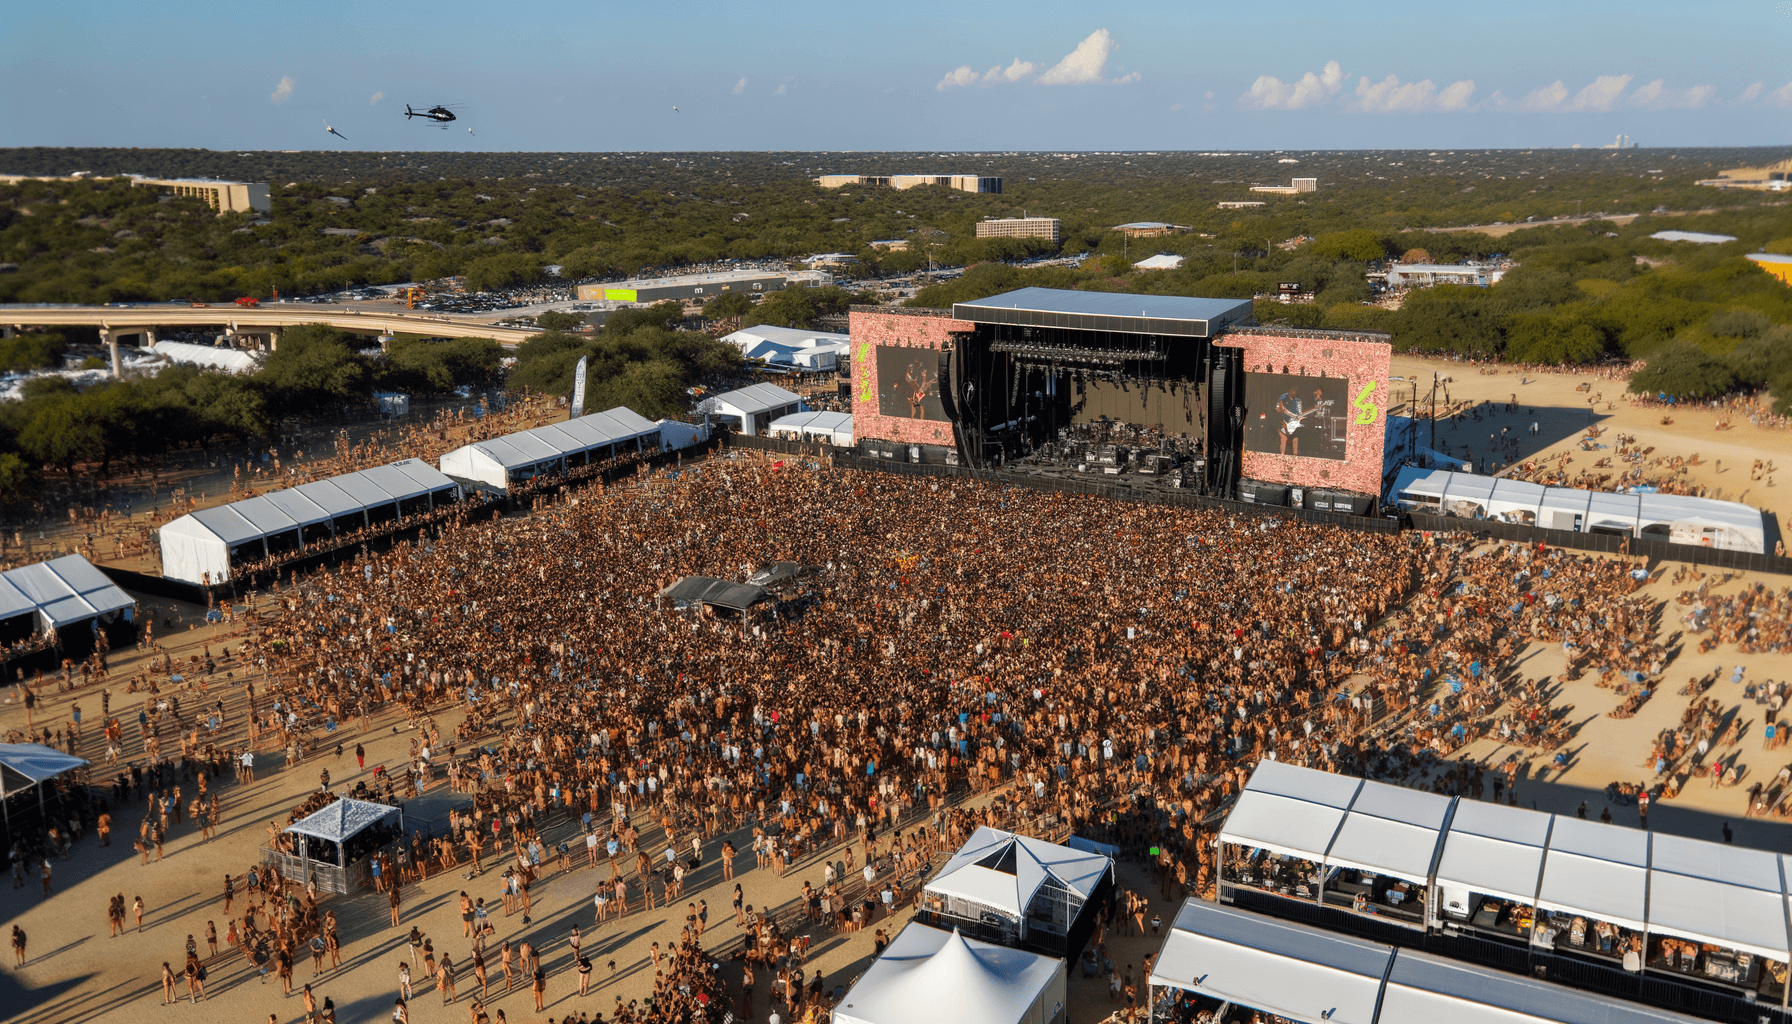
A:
[1408,512,1792,576]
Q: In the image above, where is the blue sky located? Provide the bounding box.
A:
[3,0,1789,152]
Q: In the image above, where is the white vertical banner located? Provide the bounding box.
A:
[570,355,588,418]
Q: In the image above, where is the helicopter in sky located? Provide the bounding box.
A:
[404,104,459,126]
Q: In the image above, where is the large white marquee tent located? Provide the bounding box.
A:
[158,459,459,585]
[437,407,660,495]
[834,924,1066,1024]
[1389,467,1766,552]
[0,555,136,634]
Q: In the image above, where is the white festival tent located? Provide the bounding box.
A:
[1389,467,1766,552]
[158,459,459,585]
[1150,901,1712,1024]
[1150,901,1394,1024]
[928,826,1114,920]
[0,742,91,828]
[769,410,854,445]
[834,924,1066,1024]
[1223,762,1792,979]
[285,796,404,844]
[0,555,136,634]
[437,406,661,495]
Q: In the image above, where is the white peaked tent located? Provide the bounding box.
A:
[285,797,403,843]
[834,924,1067,1024]
[437,406,661,494]
[158,459,459,585]
[929,826,1113,922]
[0,555,135,633]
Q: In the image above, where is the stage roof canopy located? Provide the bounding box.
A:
[953,287,1254,338]
[658,576,770,613]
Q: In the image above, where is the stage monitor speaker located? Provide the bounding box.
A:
[1239,480,1289,506]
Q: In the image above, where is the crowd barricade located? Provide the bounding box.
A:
[1407,511,1792,576]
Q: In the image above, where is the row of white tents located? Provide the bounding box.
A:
[719,324,852,371]
[1150,900,1709,1024]
[1217,761,1792,991]
[1389,466,1766,553]
[156,406,672,585]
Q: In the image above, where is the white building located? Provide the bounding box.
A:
[1382,263,1507,289]
[1132,254,1185,271]
[835,924,1067,1024]
[158,460,460,585]
[719,324,852,371]
[697,383,805,436]
[437,407,661,495]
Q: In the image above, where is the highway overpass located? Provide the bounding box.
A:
[0,304,541,375]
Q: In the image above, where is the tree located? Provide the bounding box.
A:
[17,394,104,477]
[1628,341,1738,400]
[702,292,754,320]
[254,324,371,417]
[603,301,684,338]
[533,311,587,333]
[1503,311,1608,364]
[1309,230,1388,263]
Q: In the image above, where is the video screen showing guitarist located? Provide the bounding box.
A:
[1244,372,1346,460]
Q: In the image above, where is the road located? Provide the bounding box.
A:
[0,304,542,346]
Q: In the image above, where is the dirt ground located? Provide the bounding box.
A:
[1390,354,1792,530]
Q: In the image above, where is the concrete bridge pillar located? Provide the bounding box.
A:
[268,327,282,352]
[101,328,121,377]
[0,325,14,339]
[143,327,158,349]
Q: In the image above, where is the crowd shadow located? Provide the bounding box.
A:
[1388,401,1613,472]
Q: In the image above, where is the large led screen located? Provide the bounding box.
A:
[1243,372,1350,461]
[874,346,949,422]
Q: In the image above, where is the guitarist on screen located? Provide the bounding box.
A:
[1275,386,1333,457]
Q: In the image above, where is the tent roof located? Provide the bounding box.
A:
[1223,763,1450,882]
[0,555,135,628]
[657,576,769,612]
[284,797,401,842]
[163,460,458,547]
[1388,468,1763,542]
[929,827,1113,913]
[835,924,1061,1024]
[707,382,802,416]
[454,407,659,471]
[1381,948,1708,1024]
[1433,800,1550,903]
[770,410,854,435]
[0,742,90,797]
[722,324,851,348]
[1150,901,1394,1024]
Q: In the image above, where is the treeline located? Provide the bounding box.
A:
[910,209,1792,409]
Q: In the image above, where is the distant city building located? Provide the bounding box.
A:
[1697,158,1792,191]
[1111,221,1190,238]
[1217,201,1267,209]
[574,268,831,304]
[1382,262,1508,289]
[0,173,271,215]
[814,174,1002,194]
[1249,177,1319,195]
[974,217,1062,243]
[868,239,910,251]
[1600,134,1636,149]
[804,253,859,268]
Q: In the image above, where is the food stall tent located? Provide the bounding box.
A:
[0,742,90,832]
[1149,900,1394,1024]
[0,555,137,658]
[158,459,458,585]
[266,797,405,895]
[919,826,1114,957]
[1378,945,1710,1024]
[833,924,1066,1024]
[437,407,660,495]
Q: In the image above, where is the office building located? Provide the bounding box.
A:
[974,217,1062,243]
[0,174,271,215]
[1250,177,1319,195]
[1112,221,1190,238]
[814,174,1002,194]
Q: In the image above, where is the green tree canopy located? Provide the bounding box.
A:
[1628,341,1738,400]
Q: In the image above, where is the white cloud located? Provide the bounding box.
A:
[1769,82,1792,106]
[733,77,747,95]
[1627,79,1714,109]
[775,84,787,95]
[1738,82,1765,103]
[986,58,1037,83]
[1242,60,1345,109]
[936,65,978,91]
[369,91,383,106]
[1204,90,1215,99]
[1517,80,1570,111]
[1437,80,1476,111]
[1567,74,1633,110]
[1037,28,1115,86]
[270,76,294,104]
[1114,71,1140,85]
